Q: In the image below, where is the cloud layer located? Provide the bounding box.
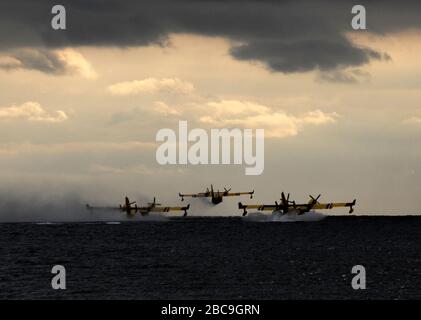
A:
[108,78,194,95]
[198,100,337,138]
[0,101,67,122]
[1,0,420,76]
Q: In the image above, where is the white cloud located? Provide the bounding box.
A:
[109,101,180,124]
[108,78,195,95]
[55,48,97,79]
[198,100,338,138]
[206,100,269,116]
[0,101,68,123]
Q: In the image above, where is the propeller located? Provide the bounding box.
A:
[309,194,321,202]
[148,197,161,207]
[280,192,290,205]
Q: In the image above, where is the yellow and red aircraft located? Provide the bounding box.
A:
[238,192,356,216]
[86,196,190,217]
[179,184,254,205]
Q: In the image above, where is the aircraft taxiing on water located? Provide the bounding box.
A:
[179,184,254,205]
[86,196,190,217]
[238,192,356,216]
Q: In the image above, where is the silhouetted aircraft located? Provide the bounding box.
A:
[86,196,190,217]
[179,184,254,204]
[238,192,356,216]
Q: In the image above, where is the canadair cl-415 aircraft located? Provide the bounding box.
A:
[238,192,356,216]
[86,196,190,217]
[179,184,254,205]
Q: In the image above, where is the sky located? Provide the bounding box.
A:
[1,0,421,219]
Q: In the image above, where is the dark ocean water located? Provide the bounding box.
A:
[0,216,420,300]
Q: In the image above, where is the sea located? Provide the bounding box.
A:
[0,215,420,299]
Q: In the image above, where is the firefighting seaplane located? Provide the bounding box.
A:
[179,184,254,205]
[86,196,190,217]
[238,192,356,216]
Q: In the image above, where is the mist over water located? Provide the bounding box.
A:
[0,185,153,222]
[184,197,239,216]
[0,189,87,222]
[243,210,326,222]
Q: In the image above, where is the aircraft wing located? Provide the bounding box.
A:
[311,200,356,213]
[149,204,190,215]
[238,202,284,216]
[240,204,278,211]
[151,206,183,212]
[224,191,254,197]
[179,193,207,198]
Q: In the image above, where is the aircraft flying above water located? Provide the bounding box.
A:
[179,184,254,204]
[238,192,356,216]
[86,196,190,217]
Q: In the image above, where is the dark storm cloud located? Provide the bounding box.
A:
[230,39,389,73]
[0,0,420,74]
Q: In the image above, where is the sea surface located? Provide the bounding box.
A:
[0,216,420,299]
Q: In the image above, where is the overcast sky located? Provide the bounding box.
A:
[1,0,421,219]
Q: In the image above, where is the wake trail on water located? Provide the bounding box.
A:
[243,210,327,222]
